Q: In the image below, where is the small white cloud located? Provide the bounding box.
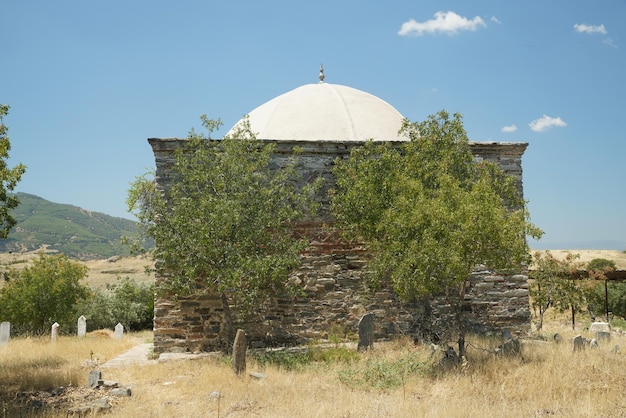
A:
[398,11,486,36]
[574,23,607,35]
[490,16,501,24]
[603,37,618,48]
[529,115,567,132]
[501,124,518,133]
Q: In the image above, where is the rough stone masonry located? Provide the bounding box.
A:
[149,138,530,354]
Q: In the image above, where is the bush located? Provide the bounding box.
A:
[587,281,626,321]
[0,254,89,335]
[587,258,617,272]
[77,277,154,331]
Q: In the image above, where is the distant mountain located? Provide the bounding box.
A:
[0,193,141,260]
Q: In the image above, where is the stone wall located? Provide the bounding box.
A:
[148,138,530,354]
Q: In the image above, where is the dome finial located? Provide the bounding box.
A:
[319,64,325,83]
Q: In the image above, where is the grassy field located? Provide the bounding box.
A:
[2,250,626,416]
[1,320,625,417]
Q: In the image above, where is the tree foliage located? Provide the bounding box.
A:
[331,111,541,355]
[585,258,620,322]
[587,281,626,322]
[0,254,90,335]
[77,277,154,331]
[0,104,26,239]
[529,252,587,330]
[127,116,319,315]
[587,258,617,273]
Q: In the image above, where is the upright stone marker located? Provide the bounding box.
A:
[573,334,586,351]
[357,313,375,351]
[88,370,102,388]
[77,315,87,338]
[51,322,60,342]
[0,321,10,346]
[232,329,247,375]
[114,323,124,340]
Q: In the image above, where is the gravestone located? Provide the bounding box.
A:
[88,370,102,388]
[114,323,124,340]
[596,331,611,343]
[590,322,610,333]
[0,321,10,346]
[553,333,563,344]
[573,334,586,351]
[498,338,521,356]
[590,338,599,349]
[439,346,459,370]
[357,313,374,351]
[232,329,247,375]
[78,315,87,338]
[51,322,60,342]
[501,329,512,341]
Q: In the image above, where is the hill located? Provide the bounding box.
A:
[0,193,140,260]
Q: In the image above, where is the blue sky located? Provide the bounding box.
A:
[2,1,625,250]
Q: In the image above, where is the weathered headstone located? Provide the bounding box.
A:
[357,313,374,351]
[110,387,132,397]
[232,329,247,375]
[88,370,102,388]
[51,322,60,342]
[573,334,586,351]
[501,329,512,341]
[114,323,124,340]
[439,346,459,370]
[590,322,610,333]
[78,315,87,338]
[590,338,599,349]
[0,321,10,346]
[498,338,521,356]
[596,331,611,343]
[553,333,563,344]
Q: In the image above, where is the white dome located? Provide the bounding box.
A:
[229,82,407,141]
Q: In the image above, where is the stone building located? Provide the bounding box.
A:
[149,71,531,354]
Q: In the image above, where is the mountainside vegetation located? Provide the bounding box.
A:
[0,192,140,260]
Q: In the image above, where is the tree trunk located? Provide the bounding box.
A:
[455,281,468,359]
[571,304,576,330]
[221,292,235,354]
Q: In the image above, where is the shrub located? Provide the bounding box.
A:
[0,254,89,335]
[587,281,626,321]
[77,277,154,331]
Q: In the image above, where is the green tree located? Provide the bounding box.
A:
[587,258,617,273]
[0,104,26,238]
[529,252,587,330]
[0,253,90,335]
[331,111,542,357]
[77,277,154,331]
[585,258,618,322]
[127,116,319,347]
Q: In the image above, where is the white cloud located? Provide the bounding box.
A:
[501,124,518,133]
[574,23,607,35]
[490,16,501,24]
[398,11,486,36]
[529,115,567,132]
[603,37,618,48]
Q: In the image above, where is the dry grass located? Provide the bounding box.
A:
[532,249,626,270]
[3,325,623,417]
[0,332,147,393]
[100,332,626,418]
